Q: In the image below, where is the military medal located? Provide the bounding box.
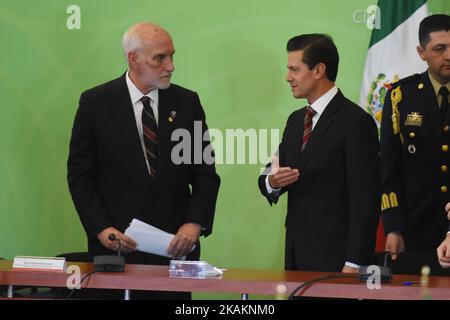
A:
[405,112,423,126]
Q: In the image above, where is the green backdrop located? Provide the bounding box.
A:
[1,0,449,299]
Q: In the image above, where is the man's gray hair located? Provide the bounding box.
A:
[122,25,143,62]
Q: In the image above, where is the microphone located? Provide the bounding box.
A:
[383,250,402,266]
[108,233,122,257]
[93,233,126,272]
[358,251,396,283]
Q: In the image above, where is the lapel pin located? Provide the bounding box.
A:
[408,144,416,154]
[418,83,424,90]
[168,110,177,123]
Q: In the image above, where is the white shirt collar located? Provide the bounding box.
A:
[125,71,159,105]
[309,85,338,116]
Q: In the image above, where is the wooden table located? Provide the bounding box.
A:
[1,260,449,300]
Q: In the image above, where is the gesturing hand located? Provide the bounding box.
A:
[268,155,299,189]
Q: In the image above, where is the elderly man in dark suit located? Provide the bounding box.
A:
[67,22,220,298]
[258,34,380,273]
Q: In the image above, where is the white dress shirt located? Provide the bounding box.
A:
[125,71,159,173]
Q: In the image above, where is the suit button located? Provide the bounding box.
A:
[409,132,415,138]
[441,186,448,193]
[444,125,450,132]
[443,145,449,152]
[442,165,448,173]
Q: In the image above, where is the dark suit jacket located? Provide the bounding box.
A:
[67,73,220,262]
[381,71,450,252]
[258,90,380,272]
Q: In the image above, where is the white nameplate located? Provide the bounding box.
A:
[13,256,67,272]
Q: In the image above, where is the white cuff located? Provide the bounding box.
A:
[345,261,360,269]
[265,175,281,194]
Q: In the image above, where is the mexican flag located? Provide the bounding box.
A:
[359,0,429,128]
[359,0,429,251]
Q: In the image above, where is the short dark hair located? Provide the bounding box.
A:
[419,14,450,48]
[286,34,339,82]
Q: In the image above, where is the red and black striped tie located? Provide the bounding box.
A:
[301,106,316,152]
[141,96,158,177]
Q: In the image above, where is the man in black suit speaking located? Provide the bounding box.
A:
[258,34,380,273]
[67,22,220,283]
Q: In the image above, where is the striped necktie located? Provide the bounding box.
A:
[140,96,158,177]
[301,106,316,152]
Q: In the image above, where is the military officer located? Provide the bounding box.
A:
[380,14,450,274]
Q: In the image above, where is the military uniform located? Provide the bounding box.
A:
[381,71,450,260]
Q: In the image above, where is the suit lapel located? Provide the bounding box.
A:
[283,108,304,168]
[299,90,341,169]
[110,74,152,179]
[153,87,174,187]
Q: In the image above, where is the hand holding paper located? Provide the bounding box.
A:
[124,219,196,259]
[168,223,201,259]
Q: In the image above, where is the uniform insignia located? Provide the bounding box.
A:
[405,112,423,126]
[418,83,424,90]
[408,144,416,154]
[389,192,398,207]
[381,194,389,210]
[381,192,399,211]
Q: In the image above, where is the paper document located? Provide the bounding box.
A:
[124,219,195,259]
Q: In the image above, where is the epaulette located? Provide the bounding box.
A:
[389,73,421,89]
